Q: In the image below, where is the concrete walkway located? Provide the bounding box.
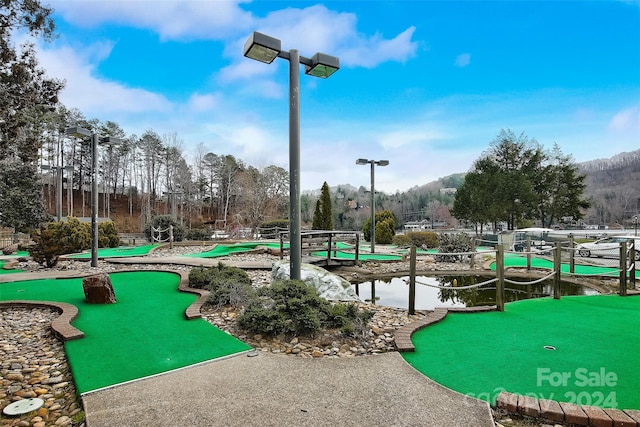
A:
[82,351,494,427]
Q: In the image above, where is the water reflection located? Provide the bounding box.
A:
[351,276,599,311]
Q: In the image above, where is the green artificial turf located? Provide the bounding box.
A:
[67,244,161,259]
[403,295,640,410]
[184,242,284,258]
[310,250,403,261]
[0,271,251,393]
[491,256,620,276]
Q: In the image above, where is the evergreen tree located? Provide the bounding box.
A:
[312,182,333,230]
[320,182,333,230]
[311,200,322,230]
[452,130,589,230]
[0,0,64,230]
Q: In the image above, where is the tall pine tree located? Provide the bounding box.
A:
[312,182,333,230]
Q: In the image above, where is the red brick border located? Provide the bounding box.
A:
[496,391,639,427]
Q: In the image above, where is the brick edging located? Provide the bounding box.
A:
[496,391,640,426]
[0,300,84,341]
[395,305,497,352]
[174,270,210,319]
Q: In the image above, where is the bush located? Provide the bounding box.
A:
[185,228,211,241]
[29,217,91,267]
[391,234,412,247]
[144,215,186,242]
[188,263,255,308]
[375,219,394,244]
[363,210,397,243]
[436,232,473,262]
[98,221,120,248]
[237,280,372,338]
[410,231,439,248]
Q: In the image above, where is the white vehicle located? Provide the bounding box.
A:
[576,236,640,261]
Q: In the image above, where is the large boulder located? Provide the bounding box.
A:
[271,261,359,302]
[82,273,117,304]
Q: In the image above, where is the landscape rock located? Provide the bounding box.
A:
[271,261,359,301]
[82,273,116,304]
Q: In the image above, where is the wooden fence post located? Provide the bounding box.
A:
[569,235,575,274]
[553,242,561,299]
[630,240,636,290]
[526,237,532,271]
[496,244,504,312]
[470,238,475,268]
[620,241,627,296]
[409,245,416,315]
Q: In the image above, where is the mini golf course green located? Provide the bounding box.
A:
[67,244,161,259]
[493,256,621,276]
[0,271,251,393]
[184,241,284,258]
[403,295,640,410]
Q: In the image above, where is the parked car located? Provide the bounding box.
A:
[576,236,640,261]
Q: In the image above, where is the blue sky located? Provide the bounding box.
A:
[34,0,640,193]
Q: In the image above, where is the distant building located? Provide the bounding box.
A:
[439,188,457,196]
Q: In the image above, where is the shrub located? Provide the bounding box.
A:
[436,232,473,262]
[391,234,412,247]
[375,219,394,244]
[188,263,255,308]
[237,280,373,338]
[29,217,91,267]
[98,221,120,248]
[409,231,439,248]
[185,228,211,241]
[363,209,397,243]
[144,215,186,242]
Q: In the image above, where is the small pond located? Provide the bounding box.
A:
[351,275,600,311]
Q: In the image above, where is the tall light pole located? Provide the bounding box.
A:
[356,158,389,253]
[41,165,74,221]
[244,31,339,280]
[65,127,122,267]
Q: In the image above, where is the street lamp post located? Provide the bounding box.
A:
[65,127,122,267]
[41,165,74,221]
[356,158,389,253]
[244,31,340,280]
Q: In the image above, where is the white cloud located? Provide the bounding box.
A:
[187,93,222,112]
[36,42,172,114]
[608,106,640,132]
[339,27,419,68]
[455,53,470,67]
[221,5,418,83]
[378,127,447,150]
[51,0,253,40]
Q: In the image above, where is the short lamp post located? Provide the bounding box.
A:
[244,31,340,280]
[41,165,74,221]
[356,158,389,253]
[65,127,122,267]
